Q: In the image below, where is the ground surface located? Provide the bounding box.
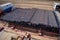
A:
[0,0,60,10]
[0,0,60,40]
[0,21,58,40]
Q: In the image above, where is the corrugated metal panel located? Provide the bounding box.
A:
[0,8,58,28]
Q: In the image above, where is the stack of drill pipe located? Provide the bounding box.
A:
[0,8,36,25]
[30,9,58,33]
[0,3,13,13]
[0,8,59,33]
